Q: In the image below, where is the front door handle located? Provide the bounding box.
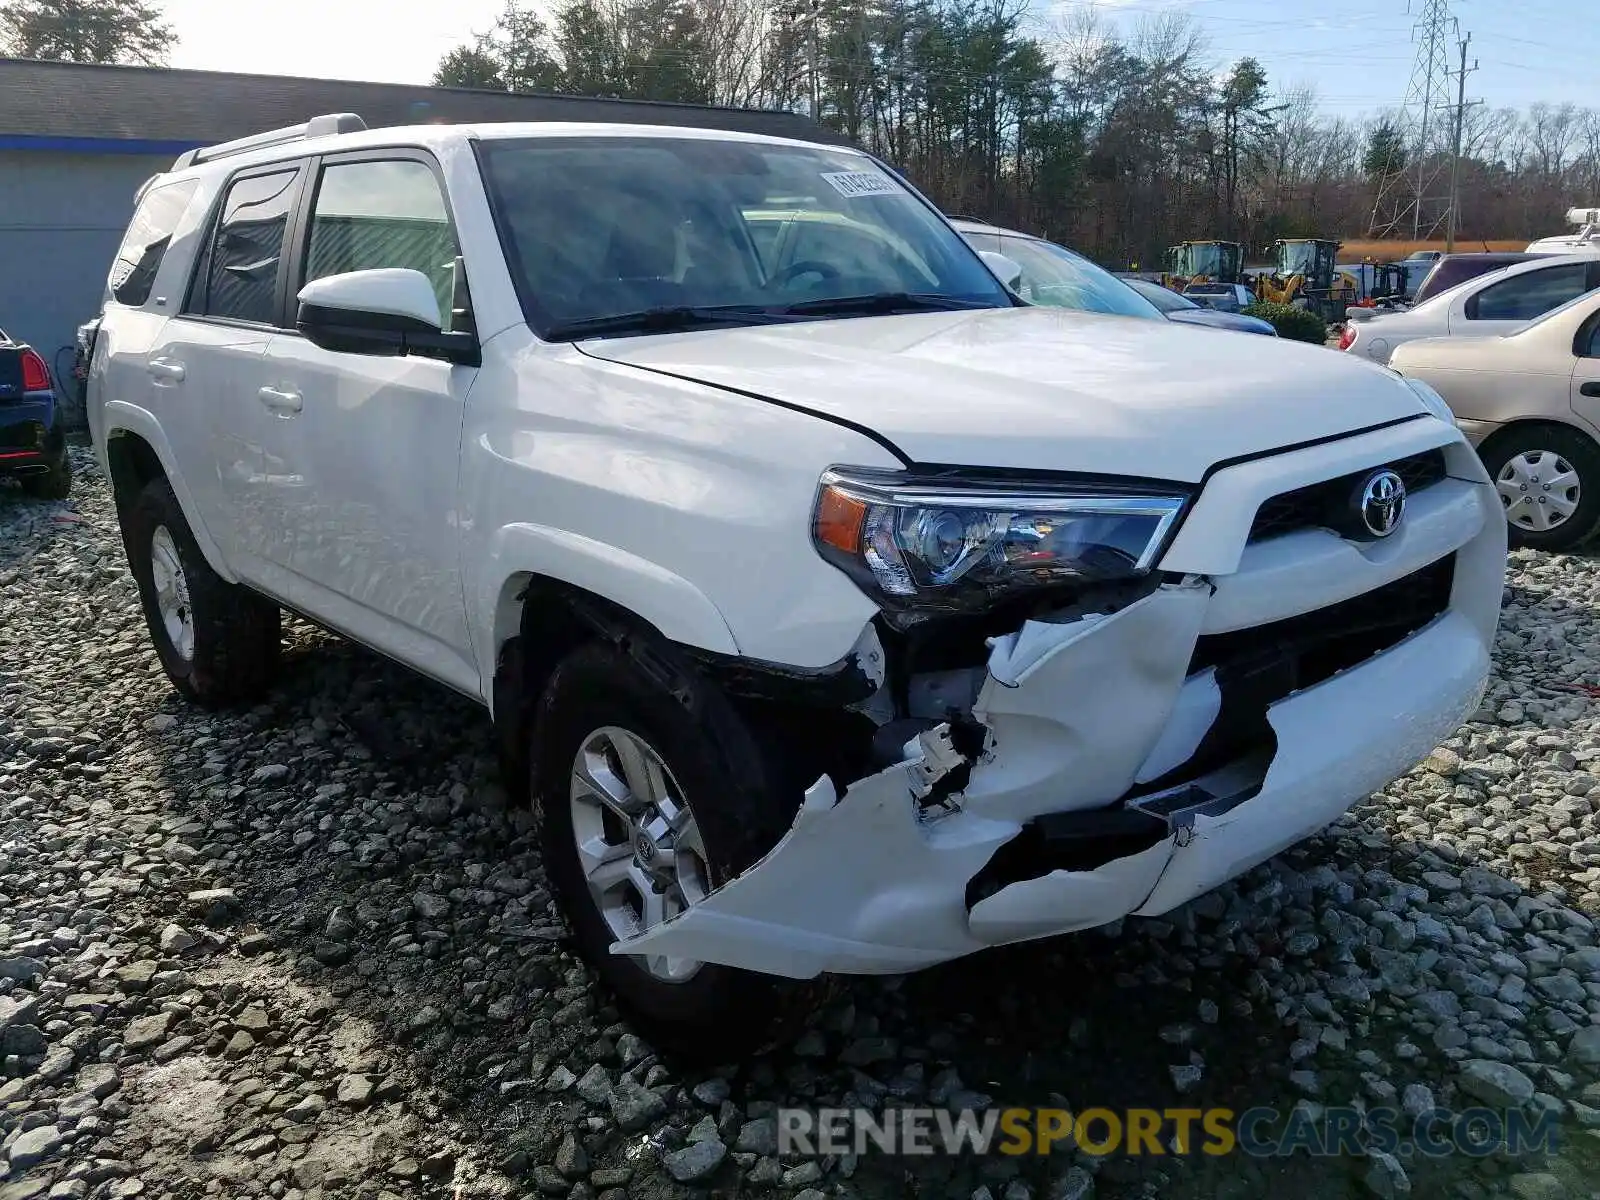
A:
[1580,382,1600,398]
[147,357,186,382]
[257,385,303,416]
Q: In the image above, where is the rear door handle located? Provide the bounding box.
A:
[257,385,303,416]
[1580,382,1600,398]
[147,357,186,382]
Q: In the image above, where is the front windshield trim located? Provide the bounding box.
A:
[472,134,1018,342]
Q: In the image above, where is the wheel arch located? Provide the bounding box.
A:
[1474,415,1600,462]
[101,404,237,583]
[480,526,742,801]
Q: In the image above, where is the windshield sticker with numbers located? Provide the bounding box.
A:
[820,171,902,198]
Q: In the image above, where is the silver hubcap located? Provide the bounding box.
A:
[149,526,194,661]
[569,726,710,982]
[1496,450,1581,533]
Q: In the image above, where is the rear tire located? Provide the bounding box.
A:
[1480,424,1600,552]
[122,476,281,706]
[531,638,831,1059]
[20,448,70,500]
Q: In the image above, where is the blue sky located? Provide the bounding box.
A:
[1072,0,1595,117]
[162,0,1594,118]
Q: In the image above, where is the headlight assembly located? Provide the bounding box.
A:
[812,466,1189,615]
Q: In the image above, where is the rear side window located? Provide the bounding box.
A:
[108,178,198,307]
[303,158,462,330]
[1468,264,1590,321]
[187,168,301,325]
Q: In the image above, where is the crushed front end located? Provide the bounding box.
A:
[616,416,1505,978]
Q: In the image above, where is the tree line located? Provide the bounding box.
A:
[434,0,1600,267]
[5,0,1596,269]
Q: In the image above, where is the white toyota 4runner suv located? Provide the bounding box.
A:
[89,114,1506,1053]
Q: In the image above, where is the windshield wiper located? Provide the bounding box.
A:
[777,292,997,317]
[544,305,784,341]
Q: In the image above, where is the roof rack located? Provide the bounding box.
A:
[172,112,367,171]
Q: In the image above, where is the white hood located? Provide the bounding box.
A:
[578,307,1432,482]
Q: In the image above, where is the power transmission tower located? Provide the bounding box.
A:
[1367,0,1458,240]
[1445,33,1480,251]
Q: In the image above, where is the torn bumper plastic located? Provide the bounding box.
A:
[614,421,1504,979]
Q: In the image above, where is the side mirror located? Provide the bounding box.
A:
[296,268,480,366]
[978,250,1024,292]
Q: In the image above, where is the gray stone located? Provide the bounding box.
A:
[158,923,196,954]
[0,958,43,983]
[575,1063,612,1105]
[5,1124,63,1171]
[0,992,40,1031]
[1458,1059,1536,1107]
[735,1116,779,1156]
[1049,1167,1094,1200]
[663,1139,727,1183]
[1363,1150,1410,1199]
[555,1132,588,1178]
[335,1074,376,1109]
[692,1076,730,1106]
[1567,1024,1600,1069]
[607,1077,666,1132]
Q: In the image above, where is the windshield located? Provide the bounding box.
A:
[1279,242,1319,277]
[476,136,1012,338]
[993,236,1163,319]
[1184,244,1234,279]
[1124,277,1195,314]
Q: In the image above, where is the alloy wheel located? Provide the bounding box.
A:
[568,726,711,982]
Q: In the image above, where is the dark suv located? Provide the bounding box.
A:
[1411,252,1539,307]
[0,329,71,499]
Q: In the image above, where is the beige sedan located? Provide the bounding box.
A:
[1391,288,1600,550]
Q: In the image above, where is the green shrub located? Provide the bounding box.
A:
[1241,301,1328,344]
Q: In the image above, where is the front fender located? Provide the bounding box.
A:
[101,400,238,584]
[475,522,740,692]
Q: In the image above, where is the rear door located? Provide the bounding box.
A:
[1450,261,1599,338]
[93,175,200,472]
[154,162,310,593]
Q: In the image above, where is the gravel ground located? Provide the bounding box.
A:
[4,448,1600,1200]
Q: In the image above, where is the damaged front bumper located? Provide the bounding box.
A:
[615,418,1506,978]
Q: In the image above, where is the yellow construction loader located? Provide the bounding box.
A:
[1160,241,1244,291]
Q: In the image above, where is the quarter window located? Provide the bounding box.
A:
[108,178,198,307]
[1469,265,1590,322]
[188,169,300,325]
[304,159,462,330]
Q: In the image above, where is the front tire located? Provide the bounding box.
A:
[122,477,281,706]
[1480,424,1600,551]
[531,639,828,1059]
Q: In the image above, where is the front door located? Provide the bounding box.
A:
[263,151,479,693]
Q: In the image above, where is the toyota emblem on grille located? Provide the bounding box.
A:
[1359,469,1407,538]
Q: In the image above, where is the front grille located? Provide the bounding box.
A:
[1152,554,1457,787]
[1249,449,1448,542]
[1189,552,1455,684]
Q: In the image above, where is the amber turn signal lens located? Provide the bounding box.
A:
[815,485,868,554]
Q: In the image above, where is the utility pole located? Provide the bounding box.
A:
[807,0,820,121]
[1445,32,1479,252]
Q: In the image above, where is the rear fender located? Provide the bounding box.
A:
[101,400,237,583]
